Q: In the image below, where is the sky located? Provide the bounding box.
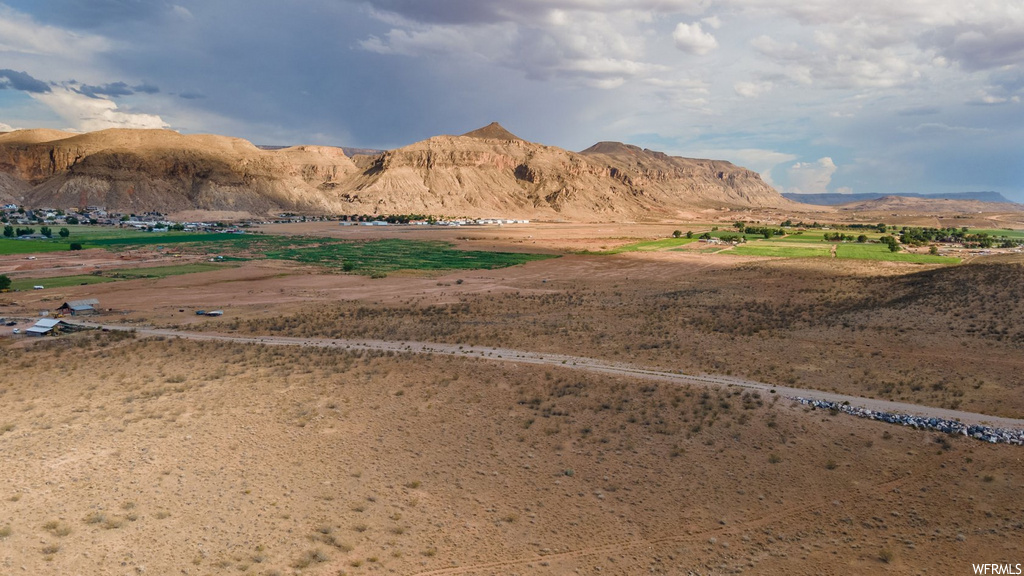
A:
[0,0,1022,200]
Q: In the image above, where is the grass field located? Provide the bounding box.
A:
[836,243,960,263]
[597,237,697,254]
[970,228,1024,239]
[10,275,117,291]
[2,227,558,275]
[262,239,556,273]
[53,225,200,241]
[7,264,232,291]
[0,228,232,254]
[87,232,247,247]
[731,245,831,258]
[102,263,231,279]
[0,239,75,255]
[772,230,883,243]
[727,234,961,263]
[91,235,556,274]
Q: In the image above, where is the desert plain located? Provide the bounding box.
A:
[1,219,1023,575]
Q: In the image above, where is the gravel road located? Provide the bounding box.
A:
[75,321,1024,429]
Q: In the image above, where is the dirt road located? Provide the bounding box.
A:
[72,321,1024,429]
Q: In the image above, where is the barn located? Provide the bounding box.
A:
[57,299,100,316]
[26,318,63,337]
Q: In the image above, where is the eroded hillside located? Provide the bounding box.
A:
[0,124,788,219]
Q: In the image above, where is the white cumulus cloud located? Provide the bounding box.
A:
[673,22,718,55]
[171,5,195,20]
[0,5,109,60]
[734,81,773,97]
[786,157,837,193]
[32,87,169,132]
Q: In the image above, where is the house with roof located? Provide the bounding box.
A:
[57,299,100,316]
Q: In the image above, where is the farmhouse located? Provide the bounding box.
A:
[57,299,100,316]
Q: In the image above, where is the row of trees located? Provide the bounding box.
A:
[732,222,786,238]
[822,232,862,242]
[778,220,888,233]
[898,226,1021,248]
[3,226,71,238]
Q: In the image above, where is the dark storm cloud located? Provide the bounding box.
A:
[362,0,509,24]
[94,0,547,147]
[78,81,134,98]
[4,0,167,28]
[133,83,160,94]
[922,21,1024,71]
[0,69,51,93]
[359,0,699,25]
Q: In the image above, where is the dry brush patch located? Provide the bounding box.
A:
[0,334,1021,573]
[225,258,1024,416]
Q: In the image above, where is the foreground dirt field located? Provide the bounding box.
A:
[1,334,1022,575]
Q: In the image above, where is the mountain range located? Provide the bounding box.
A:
[0,123,787,220]
[783,191,1015,205]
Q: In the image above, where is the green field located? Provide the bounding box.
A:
[260,239,555,273]
[970,228,1024,239]
[1,227,557,275]
[771,230,884,243]
[597,237,698,254]
[102,263,231,279]
[730,245,831,258]
[725,231,961,263]
[10,275,117,291]
[52,225,200,242]
[0,228,233,254]
[8,264,232,291]
[836,243,960,263]
[88,234,556,274]
[87,232,247,247]
[0,239,76,255]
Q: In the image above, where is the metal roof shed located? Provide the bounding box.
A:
[27,318,62,336]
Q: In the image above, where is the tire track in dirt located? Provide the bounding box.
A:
[73,322,1024,429]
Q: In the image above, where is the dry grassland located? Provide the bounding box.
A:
[232,254,1024,418]
[1,333,1022,575]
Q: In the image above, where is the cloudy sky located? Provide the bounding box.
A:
[1,0,1021,199]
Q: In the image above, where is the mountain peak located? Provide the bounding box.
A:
[462,122,522,141]
[580,141,644,156]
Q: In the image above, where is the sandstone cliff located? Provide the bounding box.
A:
[340,124,787,219]
[0,124,789,219]
[0,129,358,214]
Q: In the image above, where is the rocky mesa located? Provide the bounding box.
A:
[0,123,789,219]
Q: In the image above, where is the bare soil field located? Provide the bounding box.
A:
[2,221,1023,574]
[0,248,198,280]
[1,334,1022,575]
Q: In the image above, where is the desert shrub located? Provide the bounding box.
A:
[292,549,329,568]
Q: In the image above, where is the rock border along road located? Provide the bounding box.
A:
[73,321,1024,432]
